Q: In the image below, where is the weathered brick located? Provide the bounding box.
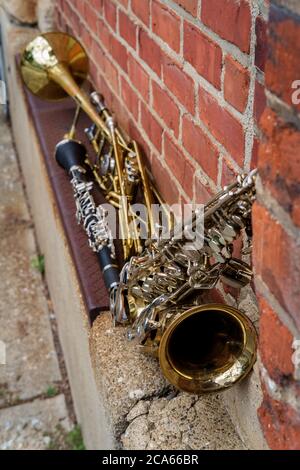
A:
[152,0,181,53]
[184,21,222,89]
[164,134,195,199]
[258,296,294,383]
[119,9,137,49]
[199,88,245,165]
[152,82,180,137]
[182,116,219,182]
[128,55,149,101]
[173,0,198,17]
[259,108,300,227]
[163,59,195,114]
[121,77,139,120]
[255,16,268,72]
[252,203,300,331]
[139,29,162,77]
[224,56,250,113]
[266,4,300,111]
[131,0,150,26]
[141,102,163,152]
[201,0,251,53]
[103,0,116,30]
[259,391,300,450]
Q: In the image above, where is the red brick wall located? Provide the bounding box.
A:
[54,0,265,206]
[253,1,300,449]
[54,0,300,448]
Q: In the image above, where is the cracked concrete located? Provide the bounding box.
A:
[0,395,71,450]
[90,313,246,450]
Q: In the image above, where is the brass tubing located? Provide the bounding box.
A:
[132,141,156,238]
[48,64,110,138]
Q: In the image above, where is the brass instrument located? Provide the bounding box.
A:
[20,32,258,395]
[20,32,159,261]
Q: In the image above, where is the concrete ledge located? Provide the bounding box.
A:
[1,9,268,450]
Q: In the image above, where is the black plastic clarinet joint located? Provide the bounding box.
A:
[97,246,119,292]
[55,139,87,173]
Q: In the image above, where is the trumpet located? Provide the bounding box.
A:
[20,31,258,394]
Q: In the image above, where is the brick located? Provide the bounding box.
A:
[259,392,300,450]
[152,82,180,137]
[141,102,163,152]
[119,10,137,49]
[97,18,111,52]
[128,55,149,101]
[252,203,300,331]
[183,21,222,89]
[76,0,86,18]
[103,0,117,30]
[182,116,219,182]
[118,0,128,7]
[224,56,250,113]
[79,22,92,50]
[151,156,180,204]
[163,59,195,114]
[265,5,300,111]
[251,136,259,170]
[90,0,103,12]
[131,0,150,26]
[110,35,128,72]
[259,108,300,227]
[121,78,139,120]
[199,88,245,165]
[152,0,181,53]
[194,177,213,204]
[253,81,266,124]
[173,0,198,17]
[201,0,251,53]
[164,134,195,199]
[92,42,119,92]
[221,158,238,187]
[255,16,268,72]
[258,296,294,384]
[128,120,150,160]
[139,29,162,77]
[84,2,98,33]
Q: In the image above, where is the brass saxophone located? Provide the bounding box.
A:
[20,31,258,395]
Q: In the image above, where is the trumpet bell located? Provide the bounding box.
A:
[20,32,88,101]
[159,304,257,394]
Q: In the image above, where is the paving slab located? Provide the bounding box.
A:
[0,116,61,405]
[0,394,71,450]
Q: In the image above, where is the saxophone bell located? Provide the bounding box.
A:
[159,304,257,394]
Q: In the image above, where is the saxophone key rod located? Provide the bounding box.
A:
[55,139,119,292]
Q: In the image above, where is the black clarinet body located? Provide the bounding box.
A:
[55,139,119,292]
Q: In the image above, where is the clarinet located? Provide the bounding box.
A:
[55,139,119,292]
